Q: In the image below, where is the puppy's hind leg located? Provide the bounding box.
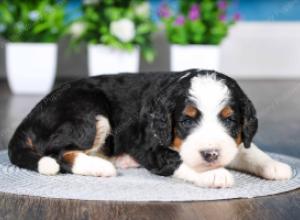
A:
[60,151,116,177]
[44,115,117,177]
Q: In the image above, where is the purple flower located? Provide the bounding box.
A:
[233,12,241,21]
[217,0,227,10]
[174,15,185,26]
[219,14,226,22]
[158,3,170,18]
[188,4,200,21]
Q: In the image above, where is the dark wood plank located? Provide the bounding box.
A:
[0,190,299,220]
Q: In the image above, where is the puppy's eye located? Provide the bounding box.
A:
[181,118,196,127]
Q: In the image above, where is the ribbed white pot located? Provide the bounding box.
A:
[170,45,220,72]
[6,43,57,94]
[88,44,139,76]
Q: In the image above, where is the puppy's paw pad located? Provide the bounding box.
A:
[261,161,292,180]
[114,154,140,169]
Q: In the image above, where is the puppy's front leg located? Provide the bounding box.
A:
[228,143,292,180]
[173,163,234,188]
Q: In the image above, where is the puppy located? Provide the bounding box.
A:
[8,69,292,188]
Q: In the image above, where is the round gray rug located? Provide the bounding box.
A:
[0,150,299,202]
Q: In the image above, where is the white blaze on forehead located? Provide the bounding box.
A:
[180,74,237,171]
[189,74,230,114]
[178,74,238,171]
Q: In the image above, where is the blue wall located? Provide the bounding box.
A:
[68,0,300,21]
[235,0,300,21]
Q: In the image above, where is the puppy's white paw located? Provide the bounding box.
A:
[196,168,234,188]
[72,154,117,177]
[260,160,292,180]
[93,158,117,177]
[38,157,60,175]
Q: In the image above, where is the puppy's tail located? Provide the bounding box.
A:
[8,131,60,176]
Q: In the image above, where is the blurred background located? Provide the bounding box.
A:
[1,0,300,82]
[0,0,299,157]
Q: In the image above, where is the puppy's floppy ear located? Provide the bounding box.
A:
[241,97,258,148]
[139,76,188,149]
[140,97,174,148]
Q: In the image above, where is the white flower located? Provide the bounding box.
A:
[83,0,100,5]
[110,18,135,42]
[134,2,150,17]
[16,22,25,31]
[69,21,86,38]
[0,24,6,33]
[28,11,40,21]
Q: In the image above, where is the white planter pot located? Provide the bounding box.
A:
[6,43,57,94]
[88,45,139,76]
[170,45,220,72]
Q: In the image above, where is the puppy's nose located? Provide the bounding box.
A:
[200,149,219,162]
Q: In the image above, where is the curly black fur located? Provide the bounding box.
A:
[8,69,258,176]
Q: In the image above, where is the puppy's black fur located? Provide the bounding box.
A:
[8,69,257,176]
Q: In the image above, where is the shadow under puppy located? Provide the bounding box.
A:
[8,69,292,188]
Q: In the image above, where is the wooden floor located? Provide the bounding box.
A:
[0,80,299,220]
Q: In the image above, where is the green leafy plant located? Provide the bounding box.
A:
[158,0,240,45]
[0,0,67,42]
[69,0,156,62]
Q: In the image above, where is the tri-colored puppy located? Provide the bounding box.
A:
[8,69,292,188]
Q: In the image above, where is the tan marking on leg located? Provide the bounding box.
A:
[89,151,111,160]
[63,151,80,165]
[85,115,111,155]
[26,137,34,149]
